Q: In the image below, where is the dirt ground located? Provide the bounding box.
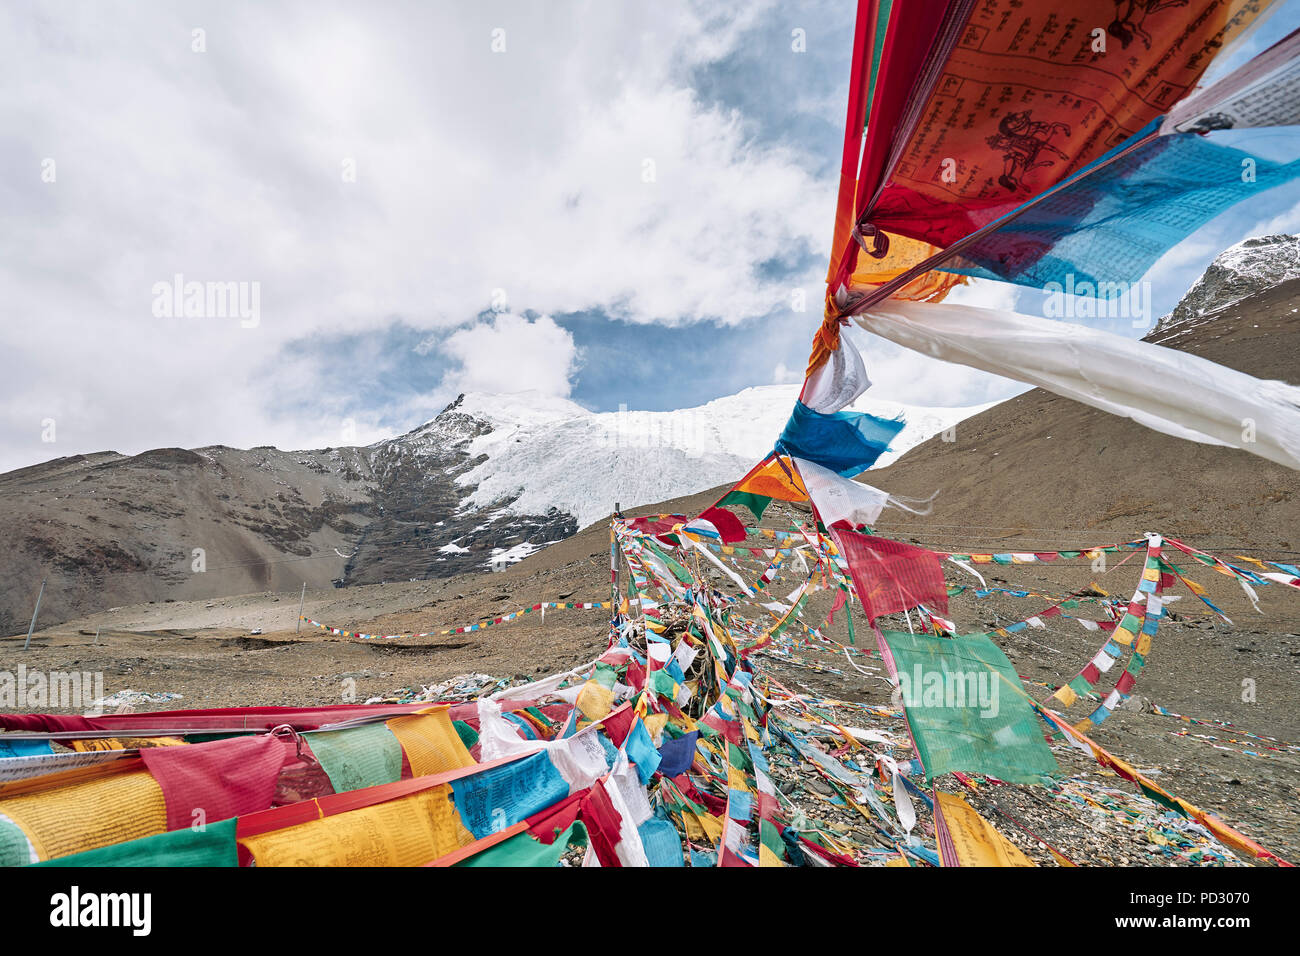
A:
[4,488,1299,865]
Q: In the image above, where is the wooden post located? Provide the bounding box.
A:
[23,578,46,651]
[296,582,307,633]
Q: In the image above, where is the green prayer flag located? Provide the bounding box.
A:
[648,669,678,698]
[1138,782,1185,816]
[453,719,480,750]
[882,630,1059,786]
[0,815,34,867]
[718,490,771,521]
[759,818,787,861]
[1068,674,1095,696]
[37,818,238,867]
[455,822,588,867]
[305,721,403,794]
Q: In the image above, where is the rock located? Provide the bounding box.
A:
[806,777,834,797]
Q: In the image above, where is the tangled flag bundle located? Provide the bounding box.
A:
[0,488,1295,867]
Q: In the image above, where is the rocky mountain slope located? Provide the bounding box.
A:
[0,386,984,631]
[7,233,1294,633]
[1154,233,1300,335]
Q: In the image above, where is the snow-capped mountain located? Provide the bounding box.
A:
[10,234,1295,629]
[0,384,990,627]
[444,387,993,528]
[1153,234,1300,340]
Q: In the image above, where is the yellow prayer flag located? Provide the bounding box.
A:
[69,735,186,752]
[935,792,1035,867]
[239,786,474,866]
[576,680,614,720]
[681,809,723,846]
[386,708,475,777]
[759,843,785,867]
[0,769,167,861]
[1052,684,1078,708]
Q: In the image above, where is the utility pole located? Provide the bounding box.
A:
[296,582,306,633]
[23,578,46,651]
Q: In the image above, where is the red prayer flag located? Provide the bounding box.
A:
[698,507,747,543]
[826,586,848,626]
[831,528,948,622]
[526,792,585,844]
[626,515,686,537]
[273,739,337,805]
[141,733,290,831]
[599,703,635,747]
[579,779,625,867]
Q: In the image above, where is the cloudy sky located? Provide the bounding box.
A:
[3,0,1299,473]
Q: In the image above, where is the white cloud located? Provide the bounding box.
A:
[441,313,580,398]
[771,361,801,385]
[1246,207,1300,239]
[944,277,1021,312]
[0,0,821,471]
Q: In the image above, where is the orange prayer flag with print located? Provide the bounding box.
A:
[730,456,808,503]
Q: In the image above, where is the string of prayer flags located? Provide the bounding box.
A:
[3,498,1296,870]
[1049,535,1166,729]
[301,600,611,642]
